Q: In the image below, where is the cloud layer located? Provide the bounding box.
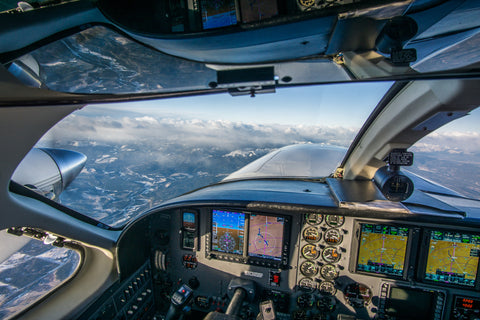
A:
[41,110,359,150]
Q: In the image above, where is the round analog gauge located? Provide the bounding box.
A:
[322,247,341,263]
[296,293,315,308]
[325,215,345,228]
[319,281,337,295]
[303,226,321,243]
[300,261,318,277]
[305,213,323,226]
[320,264,339,281]
[298,277,317,291]
[324,228,343,245]
[301,244,320,260]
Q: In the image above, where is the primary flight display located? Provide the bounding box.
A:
[211,209,246,255]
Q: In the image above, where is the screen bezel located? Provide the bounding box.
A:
[180,209,199,250]
[247,213,287,262]
[418,228,480,290]
[350,220,418,280]
[210,209,247,256]
[206,208,291,268]
[382,284,442,320]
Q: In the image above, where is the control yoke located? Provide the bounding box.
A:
[204,278,256,320]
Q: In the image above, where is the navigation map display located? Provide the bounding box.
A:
[248,214,285,260]
[425,230,480,286]
[357,224,409,277]
[211,210,245,255]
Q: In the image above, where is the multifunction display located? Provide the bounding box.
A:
[357,224,409,277]
[248,214,285,261]
[208,209,290,268]
[211,210,245,255]
[425,230,480,286]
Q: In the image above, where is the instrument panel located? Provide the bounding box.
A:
[149,207,480,319]
[86,205,480,320]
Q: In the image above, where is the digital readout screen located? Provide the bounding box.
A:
[183,212,196,230]
[211,210,245,255]
[357,224,409,277]
[425,231,480,286]
[455,296,480,310]
[247,214,284,260]
[201,0,237,30]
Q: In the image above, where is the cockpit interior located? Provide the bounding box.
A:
[1,0,480,319]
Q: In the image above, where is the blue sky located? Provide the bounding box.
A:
[101,82,394,128]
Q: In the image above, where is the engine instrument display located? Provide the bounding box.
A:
[305,213,323,225]
[356,224,409,277]
[325,215,344,227]
[324,228,343,245]
[424,230,480,286]
[298,277,317,291]
[300,261,318,277]
[322,247,341,263]
[302,244,320,260]
[303,226,321,243]
[320,264,338,280]
[211,210,245,255]
[319,281,336,295]
[247,214,285,261]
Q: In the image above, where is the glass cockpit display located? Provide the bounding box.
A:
[201,0,237,30]
[210,210,289,267]
[425,230,480,286]
[357,224,409,277]
[247,214,285,260]
[211,210,245,255]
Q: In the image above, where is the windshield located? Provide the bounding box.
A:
[32,82,391,227]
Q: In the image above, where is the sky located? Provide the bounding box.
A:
[89,81,480,155]
[98,82,395,128]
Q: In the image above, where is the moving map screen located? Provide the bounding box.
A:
[248,214,285,260]
[357,224,409,277]
[211,210,245,255]
[425,230,480,286]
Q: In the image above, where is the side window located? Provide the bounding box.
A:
[0,229,81,319]
[409,107,480,199]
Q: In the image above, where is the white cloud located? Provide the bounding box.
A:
[134,116,158,125]
[412,131,480,154]
[43,111,358,150]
